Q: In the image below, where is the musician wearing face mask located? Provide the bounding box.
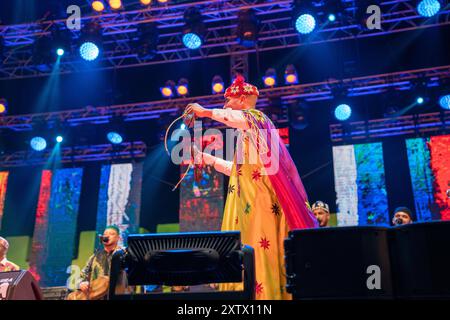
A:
[77,225,123,298]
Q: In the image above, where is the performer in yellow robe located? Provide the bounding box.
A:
[186,75,318,300]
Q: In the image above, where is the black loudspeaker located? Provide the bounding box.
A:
[0,270,43,300]
[109,231,255,300]
[390,221,450,298]
[285,226,393,299]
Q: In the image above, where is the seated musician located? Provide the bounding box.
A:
[0,236,20,272]
[76,225,126,299]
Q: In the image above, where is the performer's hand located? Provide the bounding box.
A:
[79,281,90,293]
[186,103,211,118]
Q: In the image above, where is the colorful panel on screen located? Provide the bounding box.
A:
[406,134,450,221]
[333,142,389,226]
[179,133,224,232]
[29,168,83,287]
[96,163,143,247]
[0,171,9,230]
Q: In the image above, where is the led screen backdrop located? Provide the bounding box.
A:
[28,168,83,287]
[95,162,143,247]
[332,142,389,226]
[406,134,450,221]
[0,171,9,230]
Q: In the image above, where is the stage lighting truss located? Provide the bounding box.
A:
[0,65,448,134]
[0,0,449,79]
[0,141,147,167]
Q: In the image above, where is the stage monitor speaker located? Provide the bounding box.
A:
[390,221,450,298]
[285,226,393,299]
[0,270,43,300]
[109,231,255,300]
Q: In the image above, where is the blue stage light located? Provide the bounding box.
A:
[417,0,441,17]
[56,48,65,56]
[79,41,100,61]
[328,14,336,22]
[30,137,47,151]
[180,123,187,130]
[107,132,123,144]
[182,33,202,49]
[416,96,424,104]
[56,135,63,143]
[295,14,316,34]
[439,94,450,110]
[334,104,352,121]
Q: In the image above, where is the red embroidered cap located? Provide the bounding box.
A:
[224,74,259,98]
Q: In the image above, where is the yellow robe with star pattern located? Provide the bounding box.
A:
[220,132,291,300]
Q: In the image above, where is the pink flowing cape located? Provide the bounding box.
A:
[241,109,319,230]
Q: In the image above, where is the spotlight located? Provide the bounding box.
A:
[79,22,102,61]
[263,68,277,87]
[92,0,106,12]
[176,78,189,97]
[439,94,450,110]
[212,75,224,94]
[180,123,187,130]
[109,0,122,10]
[416,0,441,18]
[107,132,123,144]
[416,96,425,104]
[157,0,169,3]
[284,64,298,85]
[334,104,352,121]
[140,0,152,5]
[135,23,159,60]
[295,14,316,34]
[328,14,336,22]
[161,80,175,98]
[236,9,259,48]
[56,48,65,56]
[182,7,205,50]
[30,137,47,152]
[56,136,64,143]
[0,98,7,115]
[293,0,317,35]
[182,33,202,50]
[80,42,99,61]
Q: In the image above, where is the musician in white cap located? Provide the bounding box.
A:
[311,201,331,228]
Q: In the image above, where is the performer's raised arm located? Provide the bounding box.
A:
[185,103,249,130]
